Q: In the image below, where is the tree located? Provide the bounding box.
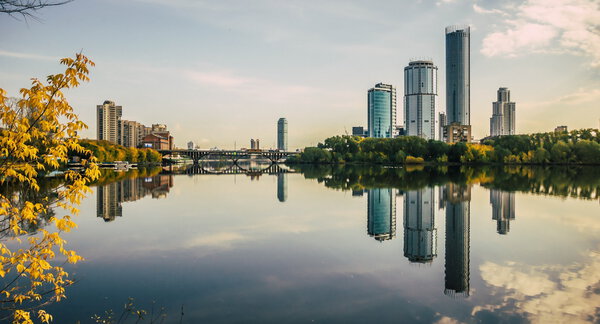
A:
[0,0,72,19]
[0,54,99,323]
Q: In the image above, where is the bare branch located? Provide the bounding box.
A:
[0,0,73,20]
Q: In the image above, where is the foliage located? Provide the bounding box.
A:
[78,140,162,163]
[288,130,600,165]
[0,54,99,323]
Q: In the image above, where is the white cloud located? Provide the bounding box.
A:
[481,0,600,67]
[472,4,506,15]
[0,49,57,61]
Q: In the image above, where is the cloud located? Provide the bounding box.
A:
[0,49,57,61]
[476,248,600,323]
[472,4,506,15]
[481,0,600,67]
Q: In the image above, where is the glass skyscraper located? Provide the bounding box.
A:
[445,26,470,126]
[368,83,396,138]
[277,118,288,151]
[404,60,438,140]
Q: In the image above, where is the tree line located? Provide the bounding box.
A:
[79,139,163,163]
[287,129,600,165]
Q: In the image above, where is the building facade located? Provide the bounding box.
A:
[97,100,123,144]
[439,112,447,141]
[443,123,471,143]
[490,87,516,137]
[445,26,470,128]
[368,83,396,138]
[404,60,438,140]
[277,118,288,151]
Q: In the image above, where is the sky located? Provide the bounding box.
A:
[1,0,599,149]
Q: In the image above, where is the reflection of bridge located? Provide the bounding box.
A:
[162,163,298,175]
[158,149,299,163]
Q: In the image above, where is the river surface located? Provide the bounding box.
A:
[39,165,599,323]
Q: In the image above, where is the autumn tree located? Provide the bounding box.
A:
[0,54,99,323]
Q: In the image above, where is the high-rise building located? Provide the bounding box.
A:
[490,87,516,137]
[404,60,438,140]
[368,83,396,138]
[444,183,471,297]
[97,100,123,144]
[277,118,288,151]
[404,188,437,263]
[439,112,447,141]
[121,120,143,148]
[367,188,396,241]
[445,26,470,129]
[352,126,367,137]
[490,189,515,235]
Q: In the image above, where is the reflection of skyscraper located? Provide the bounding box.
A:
[97,182,123,222]
[490,189,515,235]
[444,183,471,297]
[404,188,437,263]
[367,188,396,241]
[277,173,288,202]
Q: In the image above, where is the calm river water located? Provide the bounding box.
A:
[41,165,599,323]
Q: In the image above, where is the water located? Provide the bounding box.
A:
[35,165,600,323]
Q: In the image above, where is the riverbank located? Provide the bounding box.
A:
[287,129,600,165]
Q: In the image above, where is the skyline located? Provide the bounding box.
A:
[1,0,599,149]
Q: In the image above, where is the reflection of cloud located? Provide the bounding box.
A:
[434,316,464,324]
[481,0,600,67]
[476,248,600,323]
[185,232,246,248]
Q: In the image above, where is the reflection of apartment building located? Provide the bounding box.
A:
[96,175,174,222]
[404,188,437,263]
[490,189,515,234]
[367,188,396,242]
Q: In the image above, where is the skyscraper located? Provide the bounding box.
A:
[368,83,396,138]
[439,112,447,141]
[490,87,516,137]
[367,188,396,242]
[277,118,288,151]
[404,60,437,140]
[445,26,470,127]
[404,188,437,263]
[97,100,122,144]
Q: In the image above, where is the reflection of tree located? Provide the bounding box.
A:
[293,165,600,201]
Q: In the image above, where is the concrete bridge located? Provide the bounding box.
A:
[162,163,297,175]
[158,149,299,164]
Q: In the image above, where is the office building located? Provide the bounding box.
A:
[368,83,396,138]
[367,188,396,241]
[445,25,470,126]
[404,60,438,140]
[444,183,471,297]
[555,125,568,133]
[490,189,515,235]
[352,126,367,137]
[277,118,288,151]
[490,87,516,137]
[97,100,123,144]
[404,188,437,263]
[439,112,447,141]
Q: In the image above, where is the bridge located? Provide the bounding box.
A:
[162,163,298,175]
[157,149,299,164]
